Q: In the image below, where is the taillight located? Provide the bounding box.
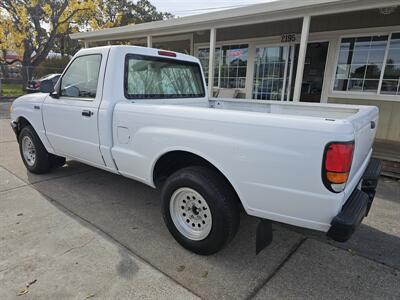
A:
[34,82,40,88]
[322,142,354,193]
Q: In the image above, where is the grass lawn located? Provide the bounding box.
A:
[1,83,25,98]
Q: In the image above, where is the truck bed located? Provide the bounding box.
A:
[160,97,379,198]
[211,98,378,204]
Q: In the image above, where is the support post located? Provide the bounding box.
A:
[84,41,89,48]
[245,43,256,99]
[147,35,152,48]
[293,16,310,102]
[190,33,194,55]
[208,28,216,97]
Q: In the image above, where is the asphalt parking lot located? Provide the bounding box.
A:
[0,101,399,299]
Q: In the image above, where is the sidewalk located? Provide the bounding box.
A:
[0,167,198,299]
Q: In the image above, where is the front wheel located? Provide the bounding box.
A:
[18,125,65,174]
[161,166,240,255]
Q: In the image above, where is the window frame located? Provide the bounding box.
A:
[58,54,102,101]
[331,31,400,99]
[196,43,249,90]
[123,53,206,100]
[252,43,293,101]
[219,44,249,89]
[197,46,221,88]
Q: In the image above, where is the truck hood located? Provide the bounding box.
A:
[10,93,48,122]
[13,92,48,105]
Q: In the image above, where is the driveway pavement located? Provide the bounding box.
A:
[0,103,399,299]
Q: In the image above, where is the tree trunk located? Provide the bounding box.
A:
[0,50,10,80]
[22,42,34,85]
[21,62,33,85]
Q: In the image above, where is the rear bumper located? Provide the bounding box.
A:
[327,158,382,242]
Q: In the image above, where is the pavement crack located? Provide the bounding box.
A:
[247,236,307,299]
[0,184,29,193]
[60,237,95,256]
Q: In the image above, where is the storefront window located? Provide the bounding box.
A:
[197,44,248,89]
[334,32,400,96]
[252,46,291,100]
[334,35,388,93]
[220,44,248,89]
[381,33,400,95]
[197,47,220,87]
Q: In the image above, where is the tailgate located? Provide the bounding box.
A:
[348,106,379,183]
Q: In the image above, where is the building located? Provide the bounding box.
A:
[70,0,400,149]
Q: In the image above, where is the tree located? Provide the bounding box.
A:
[0,0,172,83]
[129,0,173,24]
[53,25,81,57]
[89,0,173,30]
[0,0,98,82]
[53,0,173,56]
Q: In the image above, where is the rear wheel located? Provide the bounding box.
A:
[161,166,240,255]
[18,125,65,174]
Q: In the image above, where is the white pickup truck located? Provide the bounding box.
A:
[10,46,381,255]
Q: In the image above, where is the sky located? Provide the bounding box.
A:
[149,0,276,17]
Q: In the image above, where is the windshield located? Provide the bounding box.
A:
[124,54,205,99]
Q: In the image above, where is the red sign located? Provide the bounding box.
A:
[228,49,242,57]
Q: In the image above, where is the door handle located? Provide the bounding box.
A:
[82,110,93,117]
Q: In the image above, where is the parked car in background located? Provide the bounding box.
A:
[26,74,61,93]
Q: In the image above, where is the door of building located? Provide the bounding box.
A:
[290,42,329,102]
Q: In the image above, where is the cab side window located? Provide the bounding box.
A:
[60,54,102,99]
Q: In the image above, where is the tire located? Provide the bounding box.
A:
[161,166,240,255]
[18,125,63,174]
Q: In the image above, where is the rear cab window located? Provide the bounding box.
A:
[124,54,205,99]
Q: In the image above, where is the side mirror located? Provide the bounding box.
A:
[50,91,59,99]
[50,78,61,99]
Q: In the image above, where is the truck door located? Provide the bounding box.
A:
[42,51,107,167]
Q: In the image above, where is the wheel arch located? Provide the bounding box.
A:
[15,116,33,138]
[14,115,55,154]
[152,150,243,209]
